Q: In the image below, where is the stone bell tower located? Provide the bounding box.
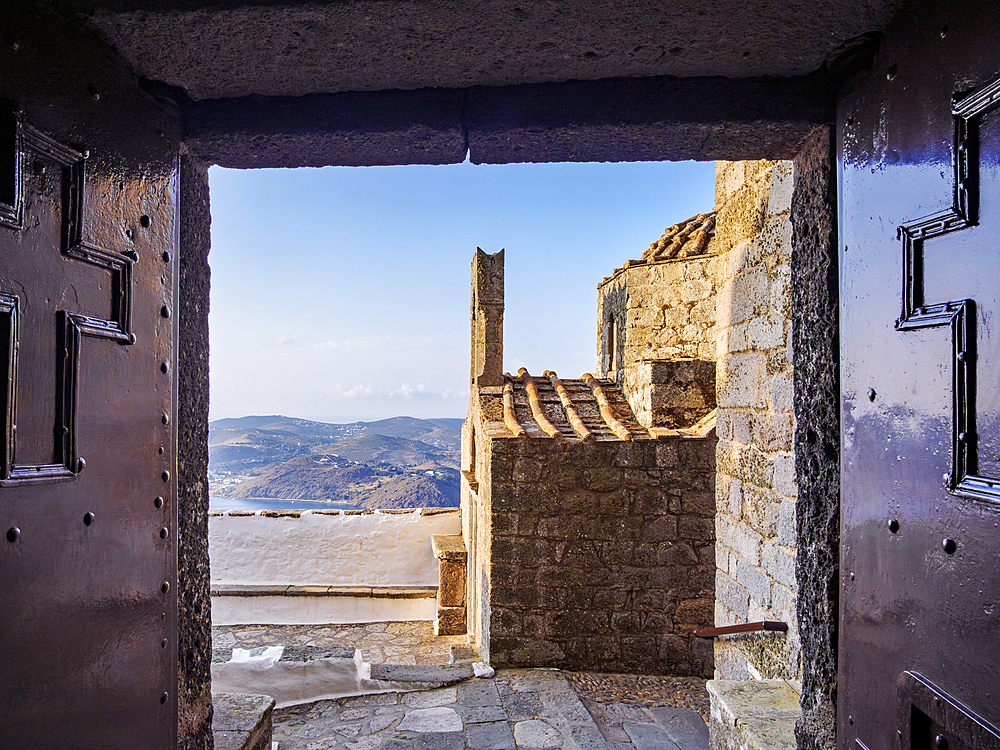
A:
[470,247,504,388]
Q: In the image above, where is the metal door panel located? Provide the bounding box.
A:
[839,3,1000,749]
[0,7,179,746]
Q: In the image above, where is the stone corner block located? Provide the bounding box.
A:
[707,679,800,750]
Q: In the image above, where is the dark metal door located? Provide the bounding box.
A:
[840,3,1000,749]
[0,9,178,748]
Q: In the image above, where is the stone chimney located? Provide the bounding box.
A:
[470,247,504,388]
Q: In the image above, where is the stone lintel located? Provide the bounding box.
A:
[185,88,466,168]
[466,75,833,164]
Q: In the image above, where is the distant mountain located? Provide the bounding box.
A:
[362,473,459,509]
[316,434,457,469]
[208,415,462,508]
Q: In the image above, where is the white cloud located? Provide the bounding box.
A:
[313,332,457,352]
[336,383,465,401]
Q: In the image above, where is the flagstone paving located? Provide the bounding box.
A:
[212,623,711,749]
[269,669,711,750]
[214,621,475,666]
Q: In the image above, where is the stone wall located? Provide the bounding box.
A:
[178,154,215,750]
[788,130,838,750]
[598,252,722,381]
[209,508,460,587]
[712,159,800,681]
[484,435,716,676]
[622,359,716,429]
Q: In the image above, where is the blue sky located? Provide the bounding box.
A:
[208,159,716,423]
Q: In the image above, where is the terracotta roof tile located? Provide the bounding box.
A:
[498,370,649,441]
[640,210,717,262]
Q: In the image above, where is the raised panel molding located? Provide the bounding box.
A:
[896,75,1000,504]
[0,117,136,485]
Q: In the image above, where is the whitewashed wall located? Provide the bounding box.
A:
[209,509,461,587]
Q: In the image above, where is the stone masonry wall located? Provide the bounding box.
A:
[485,435,716,676]
[623,359,716,429]
[178,154,215,750]
[598,253,722,381]
[713,159,800,681]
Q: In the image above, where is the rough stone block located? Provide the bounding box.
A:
[212,693,274,750]
[717,353,766,408]
[740,485,779,538]
[657,540,699,567]
[436,606,467,636]
[679,516,715,540]
[675,597,715,629]
[762,542,796,589]
[777,499,796,547]
[707,679,800,750]
[439,560,467,607]
[642,515,679,543]
[716,517,762,565]
[735,557,772,609]
[716,571,749,620]
[772,453,797,498]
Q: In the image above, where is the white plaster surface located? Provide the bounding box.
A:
[212,649,366,708]
[211,592,437,626]
[209,510,461,587]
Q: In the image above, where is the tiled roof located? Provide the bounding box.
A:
[497,369,650,441]
[640,211,717,262]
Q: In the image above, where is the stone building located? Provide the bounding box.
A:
[461,247,717,677]
[597,211,720,429]
[594,159,800,687]
[5,2,1000,749]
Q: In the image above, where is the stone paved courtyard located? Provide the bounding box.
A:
[212,623,710,749]
[270,669,709,750]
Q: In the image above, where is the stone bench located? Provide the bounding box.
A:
[432,534,468,636]
[707,679,801,750]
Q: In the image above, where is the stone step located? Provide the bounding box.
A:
[582,700,710,750]
[270,667,615,750]
[212,693,274,750]
[707,679,801,750]
[211,644,477,708]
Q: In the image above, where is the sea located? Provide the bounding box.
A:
[209,495,361,512]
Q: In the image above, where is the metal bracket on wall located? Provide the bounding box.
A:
[693,621,788,639]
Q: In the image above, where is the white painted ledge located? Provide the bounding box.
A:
[212,587,438,625]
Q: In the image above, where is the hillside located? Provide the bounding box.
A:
[315,434,458,469]
[209,415,462,508]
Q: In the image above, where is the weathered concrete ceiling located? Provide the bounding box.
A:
[61,0,905,101]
